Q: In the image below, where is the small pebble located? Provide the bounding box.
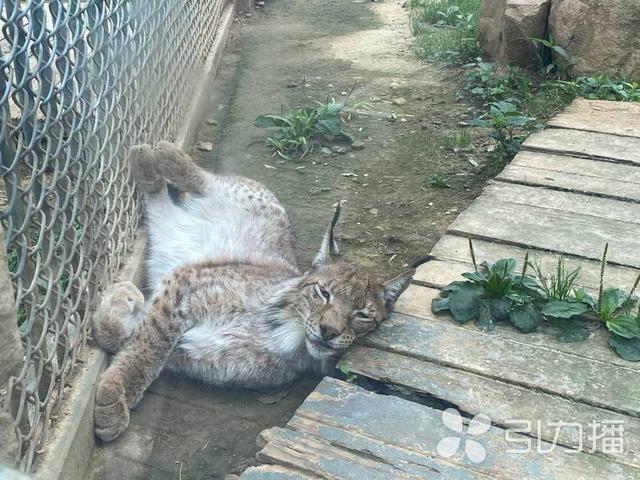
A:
[332,145,347,154]
[392,97,406,106]
[351,141,365,150]
[196,142,213,151]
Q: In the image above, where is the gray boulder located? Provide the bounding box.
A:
[478,0,551,68]
[548,0,640,78]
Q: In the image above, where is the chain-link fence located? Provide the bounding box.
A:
[0,0,227,472]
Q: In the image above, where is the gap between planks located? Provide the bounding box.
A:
[495,150,640,204]
[342,345,640,469]
[522,128,640,166]
[247,378,640,480]
[546,98,640,139]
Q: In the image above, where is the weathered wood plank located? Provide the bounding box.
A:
[363,305,640,414]
[267,378,639,479]
[448,197,640,268]
[396,283,640,371]
[488,181,640,223]
[498,151,640,202]
[480,181,640,224]
[342,346,640,468]
[241,465,322,479]
[523,128,640,164]
[256,426,448,479]
[416,235,639,292]
[547,99,640,139]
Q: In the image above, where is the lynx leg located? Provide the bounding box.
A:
[153,141,207,195]
[129,144,164,193]
[93,281,145,354]
[94,273,195,441]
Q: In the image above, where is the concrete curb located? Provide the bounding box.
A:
[33,234,145,480]
[33,3,236,478]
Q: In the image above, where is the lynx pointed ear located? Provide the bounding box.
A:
[382,269,415,311]
[312,201,342,269]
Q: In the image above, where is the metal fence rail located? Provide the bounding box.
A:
[0,0,225,471]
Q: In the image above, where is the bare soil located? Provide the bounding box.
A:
[88,0,490,478]
[192,0,490,274]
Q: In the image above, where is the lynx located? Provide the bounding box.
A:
[93,142,414,441]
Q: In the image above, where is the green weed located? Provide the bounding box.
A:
[465,62,533,103]
[443,130,471,151]
[470,101,540,160]
[527,35,571,76]
[338,361,358,383]
[529,257,583,302]
[556,75,640,102]
[426,174,451,188]
[255,101,352,160]
[432,244,542,333]
[434,241,640,360]
[409,0,480,63]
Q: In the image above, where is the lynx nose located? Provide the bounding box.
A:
[320,324,340,340]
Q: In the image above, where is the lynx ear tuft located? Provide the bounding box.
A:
[382,269,415,311]
[312,201,342,269]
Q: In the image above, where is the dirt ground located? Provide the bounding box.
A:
[192,0,490,274]
[88,0,490,478]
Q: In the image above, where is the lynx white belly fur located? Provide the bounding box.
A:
[93,142,414,441]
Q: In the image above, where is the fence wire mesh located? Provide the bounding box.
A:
[0,0,226,471]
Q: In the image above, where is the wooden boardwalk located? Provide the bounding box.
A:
[241,99,640,479]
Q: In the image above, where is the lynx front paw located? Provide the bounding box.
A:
[94,371,130,442]
[93,281,144,353]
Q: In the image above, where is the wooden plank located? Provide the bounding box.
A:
[547,99,640,139]
[481,181,640,225]
[448,197,640,268]
[363,305,640,415]
[265,378,639,479]
[241,465,320,479]
[415,235,639,292]
[256,426,448,479]
[497,151,640,202]
[523,128,640,165]
[396,283,640,371]
[342,346,640,468]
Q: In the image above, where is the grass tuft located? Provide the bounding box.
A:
[409,0,480,63]
[426,174,451,188]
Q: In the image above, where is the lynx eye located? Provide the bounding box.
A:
[314,284,331,302]
[354,311,372,321]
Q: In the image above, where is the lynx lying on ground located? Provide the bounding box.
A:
[93,142,414,441]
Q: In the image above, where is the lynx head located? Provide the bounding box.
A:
[294,203,414,359]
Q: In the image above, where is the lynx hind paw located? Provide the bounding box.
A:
[154,141,206,193]
[129,144,164,193]
[94,370,130,442]
[93,281,144,354]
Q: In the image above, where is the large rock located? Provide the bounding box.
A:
[548,0,640,78]
[478,0,551,68]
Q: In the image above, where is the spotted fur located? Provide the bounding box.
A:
[92,142,414,441]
